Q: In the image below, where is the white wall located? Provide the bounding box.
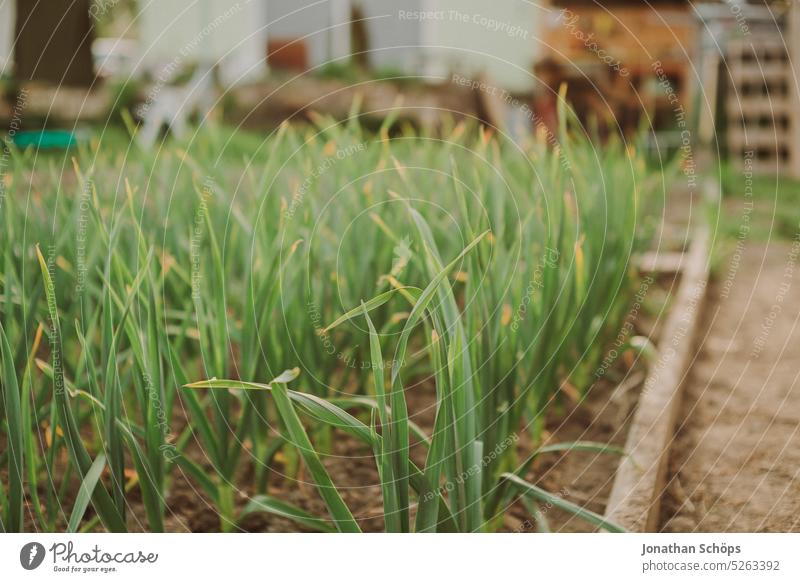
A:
[266,0,350,69]
[359,0,426,76]
[135,0,541,90]
[138,0,267,84]
[360,0,540,91]
[427,0,539,92]
[0,0,13,76]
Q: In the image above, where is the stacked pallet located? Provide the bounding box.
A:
[726,34,793,174]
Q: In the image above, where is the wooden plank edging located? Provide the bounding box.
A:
[604,225,711,532]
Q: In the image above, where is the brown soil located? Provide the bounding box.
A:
[523,270,677,532]
[30,284,669,533]
[150,367,649,533]
[661,241,800,532]
[153,378,599,533]
[521,376,641,532]
[142,281,671,533]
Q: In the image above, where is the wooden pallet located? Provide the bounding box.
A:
[725,32,795,174]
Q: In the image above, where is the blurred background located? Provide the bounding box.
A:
[0,0,797,173]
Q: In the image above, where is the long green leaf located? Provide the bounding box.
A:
[501,473,625,533]
[270,380,360,532]
[0,320,23,532]
[67,454,106,532]
[240,495,335,533]
[35,245,127,532]
[361,303,403,532]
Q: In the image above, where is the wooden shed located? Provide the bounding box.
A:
[537,0,697,135]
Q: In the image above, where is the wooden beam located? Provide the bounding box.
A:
[604,224,710,532]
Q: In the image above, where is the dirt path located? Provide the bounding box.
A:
[661,240,800,532]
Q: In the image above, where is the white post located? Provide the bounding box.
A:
[328,0,351,62]
[419,0,443,79]
[789,0,800,178]
[0,0,14,75]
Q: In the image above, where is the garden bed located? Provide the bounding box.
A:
[100,267,682,534]
[2,115,674,533]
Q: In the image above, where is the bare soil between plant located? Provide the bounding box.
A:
[145,276,672,534]
[17,274,675,533]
